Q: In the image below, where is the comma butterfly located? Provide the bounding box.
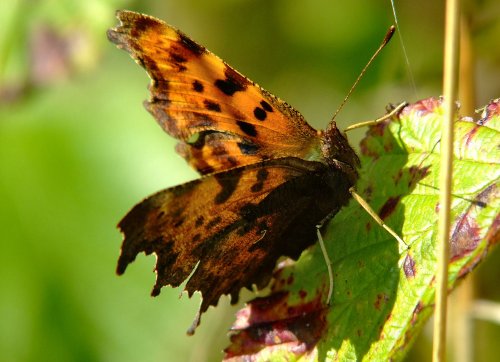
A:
[108,10,366,334]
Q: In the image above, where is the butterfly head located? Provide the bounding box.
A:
[320,122,360,185]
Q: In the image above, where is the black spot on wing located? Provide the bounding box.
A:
[253,107,267,121]
[236,121,257,137]
[195,216,204,227]
[192,80,204,92]
[169,49,188,72]
[206,216,222,229]
[215,79,243,96]
[179,33,205,56]
[170,52,187,64]
[138,54,160,74]
[214,67,248,96]
[173,216,185,228]
[250,168,269,193]
[237,141,260,155]
[260,100,273,112]
[250,183,264,193]
[257,168,269,182]
[131,15,161,36]
[239,203,258,218]
[214,173,241,204]
[171,61,187,72]
[203,100,222,112]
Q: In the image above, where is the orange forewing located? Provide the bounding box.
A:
[107,10,321,174]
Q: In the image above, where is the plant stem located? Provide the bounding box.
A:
[433,0,461,361]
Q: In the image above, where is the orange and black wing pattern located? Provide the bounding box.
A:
[117,157,352,333]
[109,10,360,335]
[107,10,322,175]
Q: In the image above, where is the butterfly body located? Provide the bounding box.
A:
[108,10,360,333]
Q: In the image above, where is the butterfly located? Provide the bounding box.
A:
[108,10,362,334]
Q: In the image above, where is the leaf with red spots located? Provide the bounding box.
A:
[225,97,499,361]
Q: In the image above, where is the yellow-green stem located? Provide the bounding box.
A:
[433,0,461,361]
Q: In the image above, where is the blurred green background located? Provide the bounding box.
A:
[1,1,499,361]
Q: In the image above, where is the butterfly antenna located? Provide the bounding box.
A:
[331,26,395,122]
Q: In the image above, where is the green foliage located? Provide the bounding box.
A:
[1,1,499,361]
[230,98,498,361]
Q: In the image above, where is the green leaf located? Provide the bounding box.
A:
[224,97,500,361]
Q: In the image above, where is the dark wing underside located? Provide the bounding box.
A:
[117,157,353,332]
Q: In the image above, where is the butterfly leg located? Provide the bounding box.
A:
[316,222,334,305]
[349,187,409,252]
[344,102,407,132]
